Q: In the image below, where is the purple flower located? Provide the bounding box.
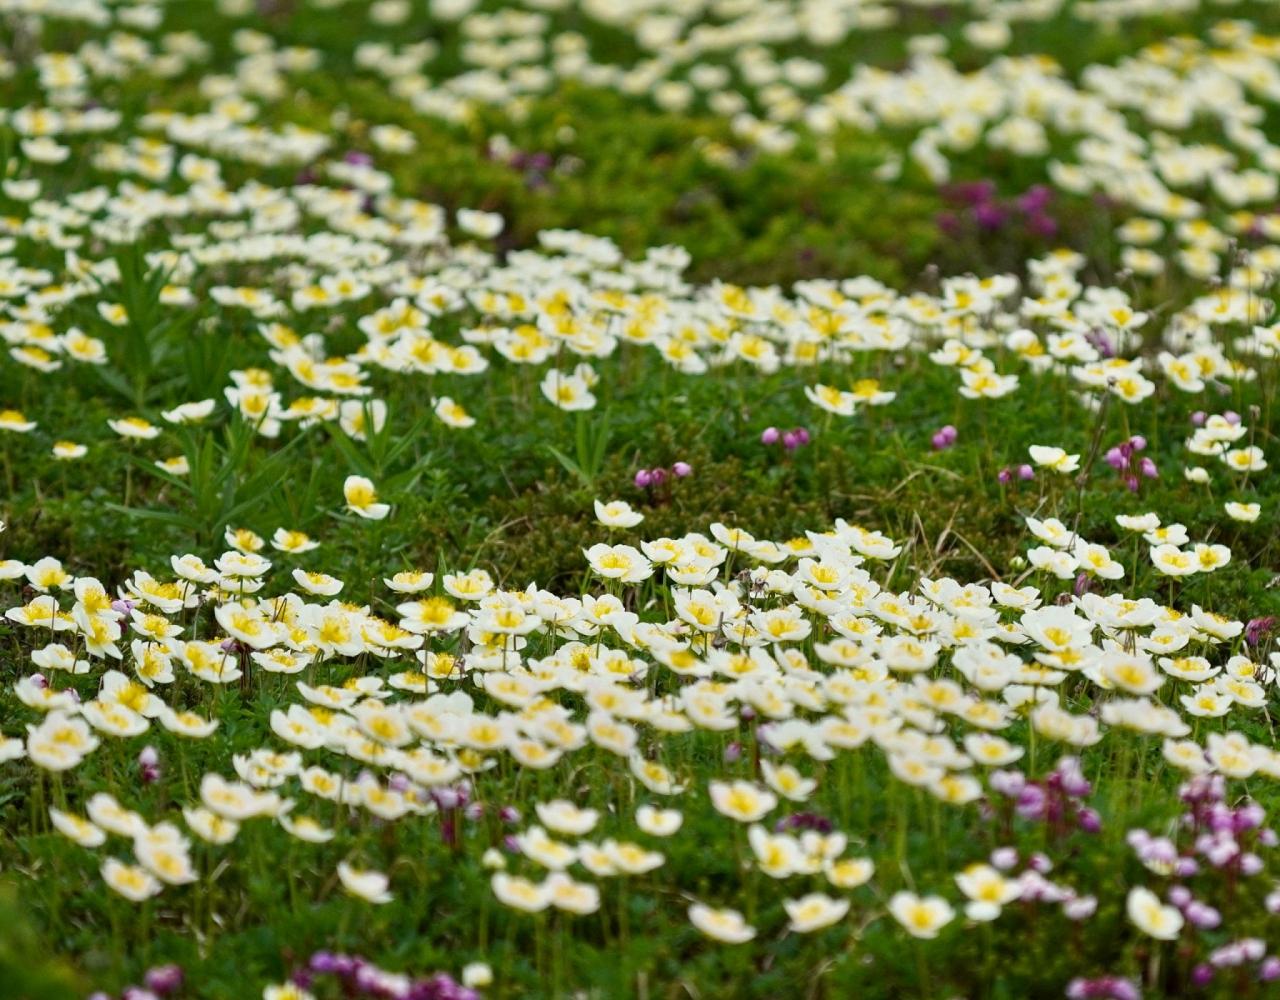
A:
[1185,901,1221,930]
[1026,213,1059,239]
[974,201,1009,230]
[1209,942,1252,968]
[672,461,692,477]
[943,179,997,206]
[761,426,780,446]
[990,846,1019,870]
[1017,464,1035,480]
[1055,757,1091,797]
[1235,801,1265,831]
[1065,975,1139,1000]
[1085,330,1115,358]
[310,951,341,974]
[931,425,958,450]
[1137,836,1178,867]
[989,769,1027,797]
[775,812,834,834]
[1245,617,1276,646]
[143,967,184,996]
[936,211,962,237]
[1015,785,1048,820]
[634,468,653,488]
[1028,852,1053,874]
[1017,185,1054,214]
[138,745,161,784]
[1063,895,1097,920]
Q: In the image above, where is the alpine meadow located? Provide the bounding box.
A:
[4,1,1280,998]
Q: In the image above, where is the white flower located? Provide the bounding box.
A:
[491,872,551,912]
[635,805,683,837]
[343,475,390,520]
[688,903,756,943]
[462,963,493,988]
[1126,887,1183,940]
[1116,512,1160,533]
[888,891,955,938]
[594,499,644,529]
[804,383,856,416]
[784,893,850,933]
[1028,445,1080,473]
[102,858,162,902]
[337,861,393,904]
[1224,501,1260,522]
[540,370,596,411]
[457,208,504,239]
[1150,544,1197,577]
[708,780,777,822]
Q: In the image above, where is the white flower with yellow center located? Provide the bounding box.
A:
[784,893,850,933]
[343,475,390,520]
[337,862,392,904]
[1126,887,1183,940]
[688,903,755,943]
[889,891,955,939]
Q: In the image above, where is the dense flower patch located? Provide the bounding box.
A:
[3,1,1280,998]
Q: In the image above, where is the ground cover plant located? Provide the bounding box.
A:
[3,0,1280,997]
